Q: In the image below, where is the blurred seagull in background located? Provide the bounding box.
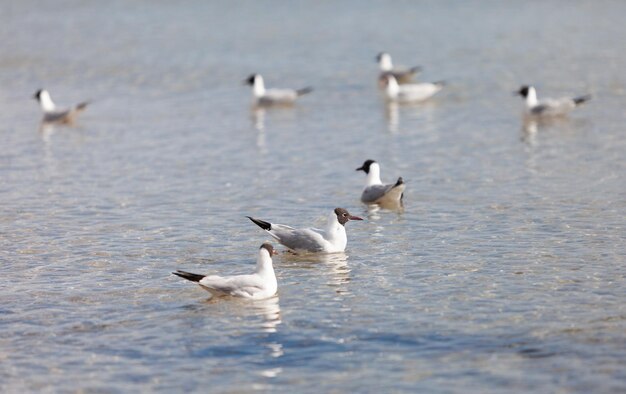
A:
[245,74,313,106]
[356,159,405,205]
[33,89,89,124]
[376,52,422,86]
[247,208,363,254]
[173,243,278,300]
[383,74,445,103]
[515,85,591,117]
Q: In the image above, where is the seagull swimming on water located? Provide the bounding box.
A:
[376,52,422,86]
[247,208,363,254]
[173,243,278,300]
[245,74,313,106]
[33,89,89,124]
[356,159,405,205]
[515,85,591,117]
[383,74,444,103]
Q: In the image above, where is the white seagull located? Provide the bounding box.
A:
[356,159,405,205]
[173,243,278,300]
[383,74,444,103]
[247,208,363,254]
[515,85,591,117]
[376,52,422,86]
[33,89,89,124]
[245,74,313,106]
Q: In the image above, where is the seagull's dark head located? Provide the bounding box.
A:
[356,159,376,174]
[33,89,43,101]
[334,207,363,226]
[244,74,258,86]
[516,85,530,98]
[260,242,278,256]
[375,52,391,62]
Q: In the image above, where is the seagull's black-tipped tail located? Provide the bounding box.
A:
[393,177,405,203]
[433,80,447,88]
[296,87,313,96]
[75,101,89,111]
[172,270,205,283]
[409,65,423,74]
[573,95,591,106]
[247,216,272,231]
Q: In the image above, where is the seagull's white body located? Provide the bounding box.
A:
[377,52,421,86]
[173,244,278,300]
[384,75,444,103]
[34,89,88,124]
[246,74,312,106]
[517,85,591,117]
[357,160,405,205]
[248,208,362,254]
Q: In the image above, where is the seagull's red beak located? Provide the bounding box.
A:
[349,215,363,221]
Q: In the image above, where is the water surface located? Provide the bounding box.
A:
[1,1,625,392]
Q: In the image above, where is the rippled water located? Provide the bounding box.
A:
[1,1,625,392]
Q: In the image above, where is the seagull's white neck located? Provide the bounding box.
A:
[39,90,56,112]
[324,212,348,251]
[326,211,347,236]
[525,86,538,108]
[252,76,266,97]
[379,54,393,71]
[326,212,340,230]
[385,76,400,98]
[255,249,275,277]
[365,163,383,186]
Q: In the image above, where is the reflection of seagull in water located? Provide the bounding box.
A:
[33,89,89,124]
[251,106,266,131]
[317,252,350,292]
[356,159,405,206]
[376,52,422,86]
[521,115,579,146]
[522,117,539,143]
[244,74,313,106]
[282,252,351,293]
[247,208,363,254]
[384,101,399,133]
[515,85,591,117]
[173,243,278,300]
[383,75,445,103]
[249,296,282,334]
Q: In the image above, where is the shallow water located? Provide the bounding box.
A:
[1,1,625,392]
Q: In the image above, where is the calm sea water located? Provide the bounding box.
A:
[1,1,625,392]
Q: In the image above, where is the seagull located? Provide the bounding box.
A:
[515,85,591,116]
[173,243,278,300]
[244,74,313,106]
[376,52,422,86]
[383,74,444,103]
[356,159,405,205]
[247,208,363,254]
[33,89,89,124]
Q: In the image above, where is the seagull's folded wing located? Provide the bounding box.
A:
[199,274,262,295]
[274,227,326,252]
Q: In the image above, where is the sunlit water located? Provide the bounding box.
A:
[1,1,625,392]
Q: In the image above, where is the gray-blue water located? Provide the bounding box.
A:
[1,1,625,392]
